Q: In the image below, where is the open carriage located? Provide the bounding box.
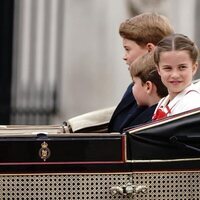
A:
[0,106,200,199]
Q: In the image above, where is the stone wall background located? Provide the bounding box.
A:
[12,0,199,123]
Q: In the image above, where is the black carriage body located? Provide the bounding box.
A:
[0,108,200,199]
[0,109,200,172]
[0,133,127,173]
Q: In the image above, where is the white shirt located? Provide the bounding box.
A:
[154,83,200,117]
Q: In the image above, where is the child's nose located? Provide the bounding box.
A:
[171,69,179,77]
[123,54,127,61]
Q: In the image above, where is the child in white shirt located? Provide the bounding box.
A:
[152,33,200,120]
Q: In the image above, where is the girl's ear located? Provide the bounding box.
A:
[146,43,155,52]
[192,62,198,76]
[145,81,153,94]
[156,65,161,75]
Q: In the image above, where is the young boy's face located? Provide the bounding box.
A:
[122,38,147,70]
[132,76,149,106]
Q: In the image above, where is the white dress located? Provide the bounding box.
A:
[153,84,200,120]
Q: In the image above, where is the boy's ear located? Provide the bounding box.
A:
[146,43,155,52]
[145,81,153,94]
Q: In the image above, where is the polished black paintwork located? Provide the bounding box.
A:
[1,108,200,173]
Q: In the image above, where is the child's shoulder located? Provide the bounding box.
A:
[180,89,200,108]
[184,83,200,97]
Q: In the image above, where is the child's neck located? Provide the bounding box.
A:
[147,95,161,107]
[169,83,193,101]
[169,92,180,101]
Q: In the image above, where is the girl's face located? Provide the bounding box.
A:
[122,38,147,70]
[157,50,197,100]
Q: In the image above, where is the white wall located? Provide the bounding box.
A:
[58,0,129,121]
[167,0,196,40]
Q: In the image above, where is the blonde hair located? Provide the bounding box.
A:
[119,12,174,47]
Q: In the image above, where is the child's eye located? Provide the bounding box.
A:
[179,65,187,70]
[162,66,171,71]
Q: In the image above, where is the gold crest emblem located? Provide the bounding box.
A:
[39,141,51,161]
